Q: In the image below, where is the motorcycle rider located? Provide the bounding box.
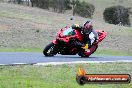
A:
[82,21,98,48]
[71,21,98,56]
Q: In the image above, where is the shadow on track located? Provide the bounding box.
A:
[43,55,100,59]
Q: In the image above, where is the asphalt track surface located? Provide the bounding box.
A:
[0,52,132,65]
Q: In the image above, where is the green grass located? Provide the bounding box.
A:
[95,48,132,56]
[0,47,132,56]
[0,47,42,52]
[0,63,132,88]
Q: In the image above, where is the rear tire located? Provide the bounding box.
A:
[78,51,87,57]
[43,43,56,57]
[91,45,98,54]
[78,45,98,57]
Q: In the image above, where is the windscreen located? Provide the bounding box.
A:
[63,27,75,36]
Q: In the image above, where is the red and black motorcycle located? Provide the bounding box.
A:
[43,27,107,57]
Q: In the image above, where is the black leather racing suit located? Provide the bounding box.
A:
[82,29,98,48]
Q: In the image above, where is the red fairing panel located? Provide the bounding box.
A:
[74,30,83,42]
[96,30,107,43]
[53,40,57,44]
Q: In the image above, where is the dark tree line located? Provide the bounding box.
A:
[8,0,95,18]
[30,0,72,13]
[31,0,95,17]
[8,0,31,6]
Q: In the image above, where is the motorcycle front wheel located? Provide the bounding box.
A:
[43,42,57,57]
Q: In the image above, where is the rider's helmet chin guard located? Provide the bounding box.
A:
[83,21,93,34]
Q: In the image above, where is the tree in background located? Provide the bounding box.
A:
[30,0,34,7]
[26,0,30,6]
[17,0,22,4]
[74,1,95,18]
[31,0,71,13]
[103,5,131,26]
[64,0,72,10]
[50,0,71,13]
[50,0,57,12]
[8,0,95,18]
[58,0,65,13]
[71,0,77,16]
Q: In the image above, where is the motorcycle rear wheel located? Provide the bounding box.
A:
[43,43,56,57]
[91,45,98,54]
[78,51,87,57]
[78,45,98,57]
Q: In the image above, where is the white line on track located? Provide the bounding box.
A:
[1,60,132,66]
[34,60,132,66]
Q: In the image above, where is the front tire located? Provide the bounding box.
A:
[43,43,56,57]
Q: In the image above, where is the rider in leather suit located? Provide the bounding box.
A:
[71,21,98,49]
